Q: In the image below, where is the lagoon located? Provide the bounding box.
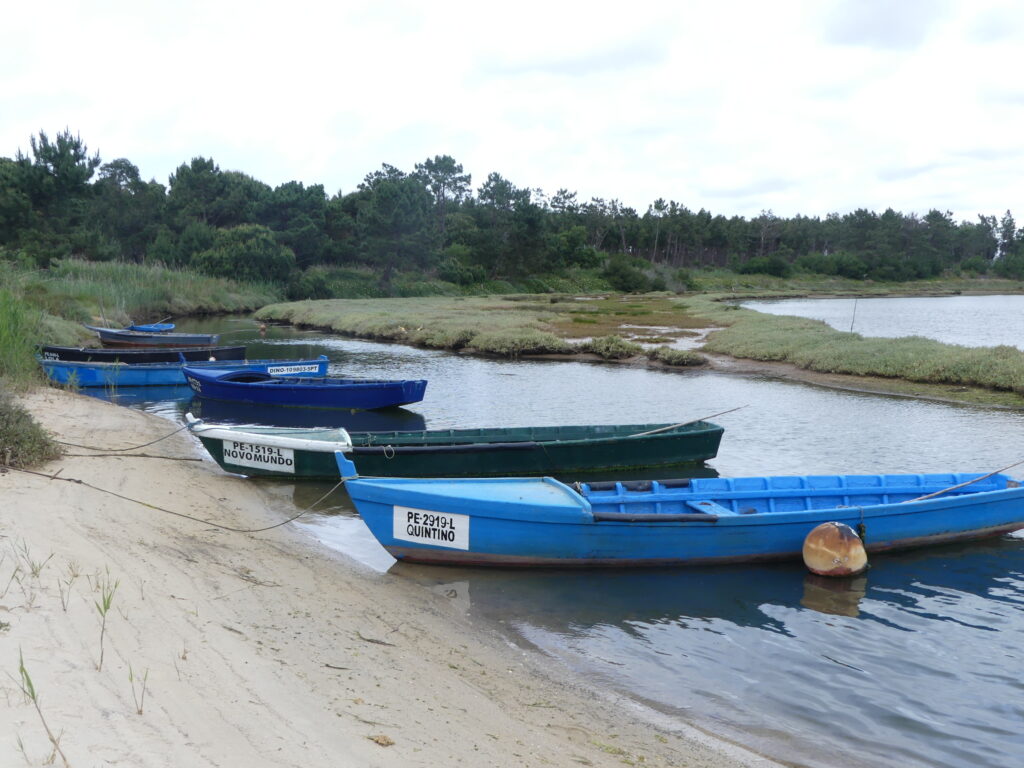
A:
[740,294,1024,350]
[96,315,1024,768]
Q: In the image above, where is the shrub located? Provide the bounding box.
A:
[602,255,654,292]
[192,224,296,284]
[0,393,61,467]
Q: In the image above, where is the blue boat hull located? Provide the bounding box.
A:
[341,471,1024,567]
[85,324,220,347]
[183,367,427,410]
[37,344,246,364]
[39,356,329,388]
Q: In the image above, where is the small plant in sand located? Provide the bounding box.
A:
[16,649,71,767]
[14,540,54,579]
[57,560,81,612]
[94,569,120,671]
[128,664,149,715]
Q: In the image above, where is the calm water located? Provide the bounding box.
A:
[741,294,1024,350]
[90,311,1024,768]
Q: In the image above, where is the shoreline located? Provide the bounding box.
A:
[1,388,778,768]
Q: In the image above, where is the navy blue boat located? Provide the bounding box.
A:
[183,366,428,410]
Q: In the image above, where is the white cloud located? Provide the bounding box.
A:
[2,0,1022,221]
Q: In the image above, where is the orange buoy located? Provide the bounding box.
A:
[802,521,868,577]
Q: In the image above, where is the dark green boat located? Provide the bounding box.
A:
[185,414,723,479]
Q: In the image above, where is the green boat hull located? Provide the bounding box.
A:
[194,421,724,479]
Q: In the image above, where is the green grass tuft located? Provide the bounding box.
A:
[0,393,61,467]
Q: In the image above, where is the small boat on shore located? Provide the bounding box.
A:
[37,344,246,364]
[185,415,723,479]
[182,366,428,410]
[85,324,221,348]
[337,465,1024,567]
[39,355,329,388]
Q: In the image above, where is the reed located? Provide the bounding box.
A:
[0,287,45,389]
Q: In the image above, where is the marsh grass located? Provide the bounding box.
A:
[579,335,645,360]
[256,294,710,358]
[262,283,1024,399]
[651,346,708,366]
[256,296,580,357]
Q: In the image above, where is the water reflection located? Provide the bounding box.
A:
[394,536,1024,768]
[801,573,868,617]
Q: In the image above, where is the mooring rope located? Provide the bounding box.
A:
[627,405,748,438]
[57,423,190,452]
[3,464,346,534]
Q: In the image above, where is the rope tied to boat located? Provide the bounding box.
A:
[57,423,189,451]
[626,405,747,438]
[5,464,347,534]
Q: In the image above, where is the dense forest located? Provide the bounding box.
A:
[2,129,1023,297]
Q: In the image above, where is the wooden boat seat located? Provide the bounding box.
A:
[685,500,737,516]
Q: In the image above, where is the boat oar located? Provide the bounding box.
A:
[906,458,1024,502]
[628,405,748,438]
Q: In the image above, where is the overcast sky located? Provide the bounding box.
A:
[3,0,1022,221]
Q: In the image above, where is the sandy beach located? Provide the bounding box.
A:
[0,388,778,768]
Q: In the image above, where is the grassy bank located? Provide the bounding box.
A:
[259,280,1024,406]
[0,258,281,467]
[681,293,1024,402]
[255,294,708,363]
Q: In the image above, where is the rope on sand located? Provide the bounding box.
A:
[57,423,189,452]
[3,464,346,534]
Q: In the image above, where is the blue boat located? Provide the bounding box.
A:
[85,324,220,348]
[336,462,1024,567]
[183,366,428,410]
[39,355,329,388]
[37,344,246,364]
[127,322,175,332]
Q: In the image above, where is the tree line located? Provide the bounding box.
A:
[2,129,1023,296]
